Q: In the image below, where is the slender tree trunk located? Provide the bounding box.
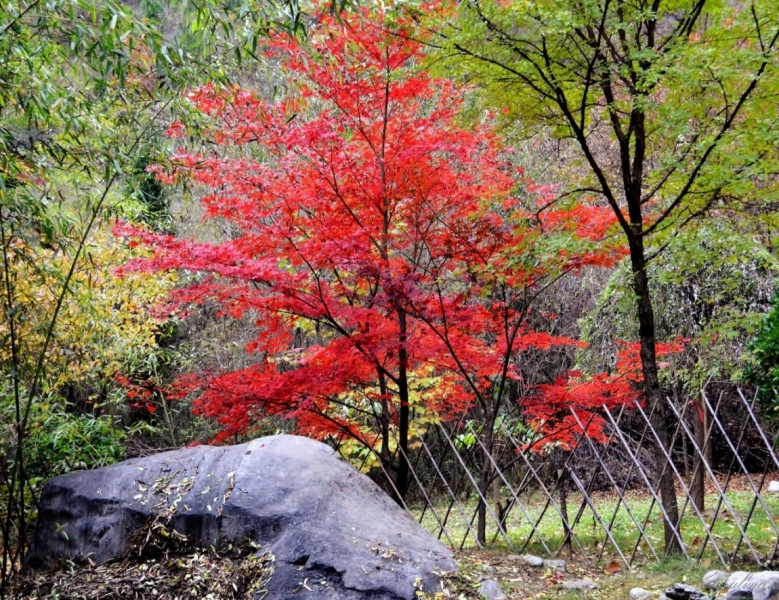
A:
[492,447,508,535]
[559,475,572,559]
[629,234,681,554]
[551,448,572,558]
[476,425,493,545]
[395,308,410,504]
[159,392,177,448]
[676,388,690,482]
[690,396,706,512]
[378,370,391,469]
[491,463,501,510]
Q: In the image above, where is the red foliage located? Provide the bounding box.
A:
[114,374,159,414]
[529,338,687,451]
[116,8,624,451]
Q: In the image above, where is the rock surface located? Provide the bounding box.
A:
[520,554,544,567]
[665,582,710,600]
[630,588,654,600]
[543,558,567,572]
[727,572,779,597]
[562,579,599,591]
[478,579,507,600]
[767,480,779,492]
[703,570,729,590]
[26,435,456,599]
[725,591,754,600]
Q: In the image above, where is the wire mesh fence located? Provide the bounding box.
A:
[383,384,779,569]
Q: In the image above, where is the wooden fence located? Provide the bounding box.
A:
[378,385,779,569]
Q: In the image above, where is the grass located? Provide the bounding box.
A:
[413,486,779,568]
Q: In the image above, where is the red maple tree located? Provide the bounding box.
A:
[116,8,624,511]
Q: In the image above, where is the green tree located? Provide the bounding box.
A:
[745,291,779,411]
[430,0,779,552]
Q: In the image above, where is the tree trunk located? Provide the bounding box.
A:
[690,396,706,512]
[491,445,511,537]
[555,452,572,559]
[476,426,494,545]
[629,234,681,554]
[395,308,410,504]
[491,466,501,511]
[378,370,391,469]
[491,450,507,535]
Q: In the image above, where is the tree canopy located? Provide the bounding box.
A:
[117,7,627,534]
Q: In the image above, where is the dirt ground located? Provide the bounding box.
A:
[436,548,715,599]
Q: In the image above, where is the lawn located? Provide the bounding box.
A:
[412,485,779,569]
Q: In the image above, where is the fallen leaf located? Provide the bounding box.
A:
[604,561,622,574]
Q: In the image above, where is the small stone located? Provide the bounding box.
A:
[520,554,544,567]
[667,582,711,600]
[562,579,599,591]
[666,583,700,600]
[663,583,710,600]
[506,554,522,561]
[767,481,779,492]
[703,570,729,590]
[479,579,507,600]
[630,587,654,600]
[481,564,496,574]
[543,558,567,572]
[726,590,754,600]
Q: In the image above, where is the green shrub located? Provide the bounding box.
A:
[744,291,779,412]
[24,401,126,479]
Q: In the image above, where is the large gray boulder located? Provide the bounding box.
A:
[26,434,456,599]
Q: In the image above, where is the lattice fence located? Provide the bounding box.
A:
[380,385,779,569]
